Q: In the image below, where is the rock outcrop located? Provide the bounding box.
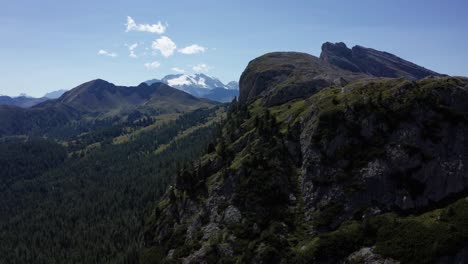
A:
[320,42,444,80]
[238,51,366,106]
[239,42,443,106]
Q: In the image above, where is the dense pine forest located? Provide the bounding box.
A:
[0,106,225,263]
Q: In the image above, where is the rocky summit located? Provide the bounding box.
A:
[320,42,443,79]
[141,43,468,264]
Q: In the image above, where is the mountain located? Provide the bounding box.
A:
[0,79,217,137]
[146,73,239,102]
[226,81,239,90]
[239,43,444,107]
[0,96,15,105]
[0,95,49,108]
[2,42,467,264]
[203,88,239,103]
[141,43,468,263]
[320,42,444,79]
[44,89,68,99]
[0,78,225,263]
[239,51,367,105]
[53,79,213,113]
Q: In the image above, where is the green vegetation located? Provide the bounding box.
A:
[0,137,67,190]
[0,106,225,264]
[288,197,468,264]
[141,76,468,264]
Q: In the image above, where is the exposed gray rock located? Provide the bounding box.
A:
[346,247,400,264]
[223,205,242,226]
[167,249,175,259]
[202,223,220,241]
[320,42,443,80]
[183,245,210,264]
[300,78,468,225]
[238,51,366,105]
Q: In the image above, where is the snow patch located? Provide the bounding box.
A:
[167,75,192,86]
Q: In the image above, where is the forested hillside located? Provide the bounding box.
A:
[0,106,225,263]
[141,48,468,263]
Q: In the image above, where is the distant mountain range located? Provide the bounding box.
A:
[0,89,68,108]
[44,89,68,99]
[0,79,216,137]
[0,95,49,108]
[146,73,239,102]
[0,74,237,109]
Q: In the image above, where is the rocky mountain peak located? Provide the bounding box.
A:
[238,42,445,106]
[320,41,444,79]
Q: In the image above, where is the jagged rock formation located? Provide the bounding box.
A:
[320,42,443,79]
[141,43,468,264]
[238,52,366,106]
[239,42,443,107]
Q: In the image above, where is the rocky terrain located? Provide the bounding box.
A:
[141,43,468,263]
[320,42,443,79]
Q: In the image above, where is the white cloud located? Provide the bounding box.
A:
[127,43,138,58]
[192,63,211,73]
[98,49,118,57]
[178,44,206,55]
[125,16,166,34]
[171,67,185,73]
[144,61,161,69]
[151,36,176,57]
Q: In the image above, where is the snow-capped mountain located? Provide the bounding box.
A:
[145,73,239,102]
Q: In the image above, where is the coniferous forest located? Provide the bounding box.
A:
[0,107,224,263]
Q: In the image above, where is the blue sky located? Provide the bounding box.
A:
[0,0,467,97]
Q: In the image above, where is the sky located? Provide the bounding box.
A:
[0,0,467,97]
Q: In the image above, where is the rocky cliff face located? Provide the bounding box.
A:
[141,44,468,264]
[320,42,444,80]
[239,42,443,107]
[238,51,366,106]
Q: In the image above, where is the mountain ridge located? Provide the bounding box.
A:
[320,42,444,79]
[0,79,217,137]
[141,42,468,263]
